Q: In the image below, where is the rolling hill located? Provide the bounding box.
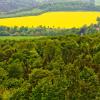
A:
[0,0,95,12]
[0,0,100,18]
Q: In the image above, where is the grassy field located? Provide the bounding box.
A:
[0,12,100,28]
[0,36,45,40]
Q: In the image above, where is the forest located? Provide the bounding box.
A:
[0,33,100,99]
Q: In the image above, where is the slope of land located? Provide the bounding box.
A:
[0,0,100,18]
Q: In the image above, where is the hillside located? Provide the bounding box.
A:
[0,0,95,12]
[0,0,100,18]
[95,0,100,5]
[0,0,37,12]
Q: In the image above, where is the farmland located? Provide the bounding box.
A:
[0,12,100,28]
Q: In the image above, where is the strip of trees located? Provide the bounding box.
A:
[0,24,99,36]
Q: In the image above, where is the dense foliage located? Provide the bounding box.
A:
[0,33,100,99]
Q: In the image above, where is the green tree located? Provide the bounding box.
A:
[8,62,23,78]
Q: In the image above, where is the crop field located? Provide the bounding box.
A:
[0,12,100,28]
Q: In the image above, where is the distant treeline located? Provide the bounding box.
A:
[38,1,96,11]
[0,24,99,36]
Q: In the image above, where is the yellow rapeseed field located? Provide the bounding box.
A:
[0,12,100,28]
